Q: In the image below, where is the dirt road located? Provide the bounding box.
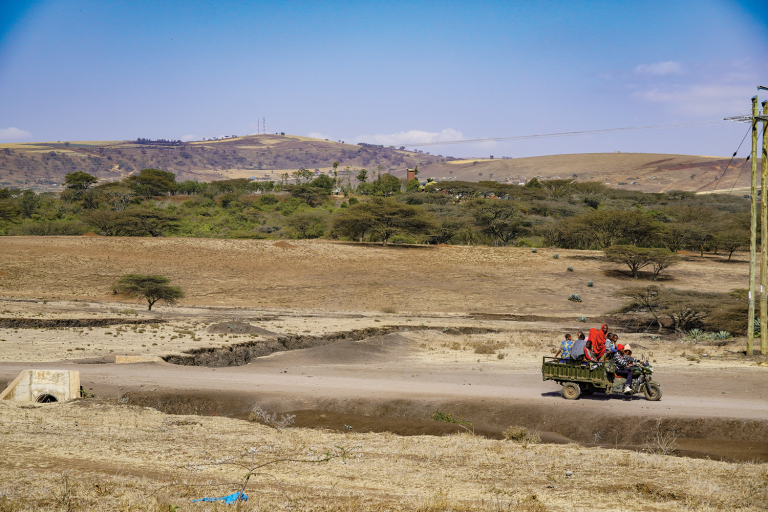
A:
[2,331,766,462]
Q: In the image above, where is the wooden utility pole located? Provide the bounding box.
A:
[748,96,758,354]
[761,98,767,355]
[763,99,768,355]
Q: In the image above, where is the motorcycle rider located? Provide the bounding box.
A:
[614,344,637,393]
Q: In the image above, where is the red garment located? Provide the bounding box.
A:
[588,324,608,360]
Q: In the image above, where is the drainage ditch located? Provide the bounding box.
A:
[0,318,167,328]
[163,325,498,367]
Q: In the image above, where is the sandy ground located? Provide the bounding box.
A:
[1,237,767,510]
[0,237,750,314]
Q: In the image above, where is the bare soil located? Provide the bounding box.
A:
[0,237,766,510]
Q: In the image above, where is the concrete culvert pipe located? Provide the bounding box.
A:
[35,394,58,403]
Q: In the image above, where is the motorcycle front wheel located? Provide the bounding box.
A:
[643,383,662,401]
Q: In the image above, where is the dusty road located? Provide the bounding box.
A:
[2,331,766,462]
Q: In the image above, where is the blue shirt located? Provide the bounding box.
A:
[560,338,574,359]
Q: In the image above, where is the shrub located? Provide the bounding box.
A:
[474,344,496,354]
[567,265,574,272]
[587,281,594,287]
[553,253,559,259]
[531,247,538,253]
[389,234,417,244]
[497,352,507,359]
[431,410,471,425]
[381,306,397,314]
[503,425,541,444]
[568,294,582,302]
[578,315,586,322]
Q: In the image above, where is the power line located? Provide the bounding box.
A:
[707,124,752,193]
[401,119,741,147]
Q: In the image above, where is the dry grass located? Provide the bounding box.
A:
[0,400,765,511]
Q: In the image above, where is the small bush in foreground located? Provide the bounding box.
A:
[430,410,472,426]
[474,344,496,354]
[567,265,573,272]
[553,253,559,259]
[503,425,541,444]
[587,280,594,287]
[568,293,582,303]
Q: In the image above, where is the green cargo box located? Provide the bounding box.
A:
[541,356,617,399]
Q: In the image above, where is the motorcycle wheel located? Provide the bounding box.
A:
[562,382,581,400]
[643,383,662,401]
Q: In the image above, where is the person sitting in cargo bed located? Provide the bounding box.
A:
[569,333,587,363]
[554,333,573,362]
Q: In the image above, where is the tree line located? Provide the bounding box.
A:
[0,170,750,257]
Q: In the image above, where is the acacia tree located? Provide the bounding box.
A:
[332,198,435,244]
[113,274,184,310]
[605,245,678,279]
[471,201,530,246]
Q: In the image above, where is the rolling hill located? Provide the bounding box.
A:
[0,133,755,194]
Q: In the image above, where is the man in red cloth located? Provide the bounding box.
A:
[587,324,608,360]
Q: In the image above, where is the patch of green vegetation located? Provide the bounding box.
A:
[430,410,472,426]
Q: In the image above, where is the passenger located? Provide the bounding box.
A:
[588,324,609,361]
[614,344,637,393]
[570,335,587,363]
[554,333,574,362]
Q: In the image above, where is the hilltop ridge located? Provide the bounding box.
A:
[0,133,751,194]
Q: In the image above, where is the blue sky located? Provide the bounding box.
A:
[0,0,766,158]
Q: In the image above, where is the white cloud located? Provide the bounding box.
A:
[307,132,332,140]
[180,134,199,142]
[353,128,463,146]
[0,127,32,142]
[634,61,683,76]
[632,84,753,115]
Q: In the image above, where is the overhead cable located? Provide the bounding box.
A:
[401,119,743,147]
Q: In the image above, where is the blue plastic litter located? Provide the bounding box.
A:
[192,492,248,504]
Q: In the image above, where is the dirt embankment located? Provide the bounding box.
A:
[164,325,498,367]
[0,317,165,328]
[121,391,768,463]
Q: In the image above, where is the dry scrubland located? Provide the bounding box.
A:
[2,400,767,512]
[0,237,749,314]
[1,237,766,511]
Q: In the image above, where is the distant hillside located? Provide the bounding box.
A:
[426,153,755,195]
[0,134,752,194]
[0,134,443,191]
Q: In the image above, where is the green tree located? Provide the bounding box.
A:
[333,198,435,245]
[64,171,98,191]
[113,274,184,311]
[292,168,313,184]
[605,245,678,279]
[286,184,328,206]
[309,174,334,194]
[356,169,368,184]
[286,211,327,239]
[372,173,402,196]
[125,169,176,198]
[0,201,20,222]
[406,178,420,192]
[471,201,530,246]
[83,206,180,237]
[524,177,542,189]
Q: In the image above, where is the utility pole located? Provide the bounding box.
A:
[763,99,768,355]
[748,95,758,354]
[761,97,767,356]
